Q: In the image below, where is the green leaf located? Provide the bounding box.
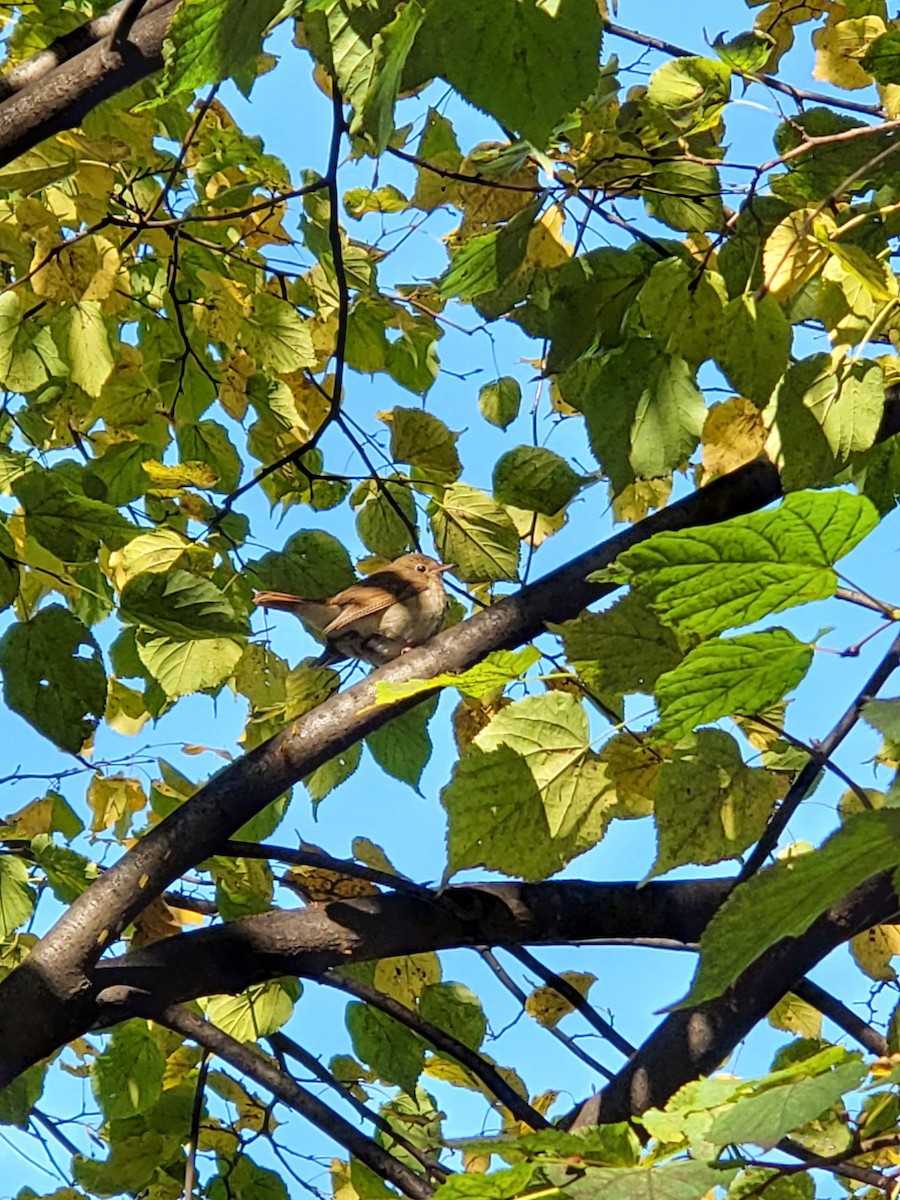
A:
[380,406,461,482]
[15,472,135,562]
[654,629,813,742]
[442,692,617,881]
[479,377,521,429]
[249,529,355,599]
[92,1021,165,1120]
[135,631,244,700]
[120,570,247,639]
[350,0,426,153]
[242,292,316,372]
[65,300,114,396]
[684,810,900,1006]
[542,1159,738,1200]
[0,292,64,394]
[492,446,583,515]
[646,55,730,127]
[0,856,35,939]
[30,835,97,903]
[861,28,900,83]
[707,1059,866,1150]
[304,742,362,806]
[410,0,602,146]
[618,490,878,637]
[433,1165,536,1199]
[0,606,106,752]
[438,202,538,302]
[354,478,418,560]
[579,340,706,495]
[428,484,519,583]
[553,593,684,699]
[0,522,18,613]
[346,1001,425,1095]
[636,258,726,370]
[162,0,283,93]
[175,420,242,493]
[712,29,775,73]
[205,979,301,1042]
[419,982,487,1052]
[715,294,792,407]
[372,647,541,706]
[366,695,438,791]
[649,730,786,878]
[773,356,885,491]
[108,528,213,589]
[645,161,725,234]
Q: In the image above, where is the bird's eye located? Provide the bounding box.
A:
[417,563,427,573]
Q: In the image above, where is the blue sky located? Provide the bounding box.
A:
[2,0,900,1193]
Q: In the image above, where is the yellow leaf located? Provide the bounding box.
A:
[700,397,768,482]
[611,478,672,523]
[852,924,900,981]
[87,773,147,834]
[768,992,823,1038]
[524,971,597,1027]
[372,953,442,1008]
[813,14,885,90]
[763,209,834,297]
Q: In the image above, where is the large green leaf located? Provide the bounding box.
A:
[683,809,900,1007]
[162,0,283,93]
[91,1021,165,1121]
[135,632,245,700]
[205,979,301,1042]
[410,0,602,147]
[0,605,106,752]
[553,593,684,699]
[654,628,813,741]
[120,570,247,639]
[14,472,136,562]
[442,692,617,881]
[616,490,878,637]
[648,730,785,878]
[346,1001,425,1095]
[492,446,583,515]
[366,694,438,791]
[0,856,36,939]
[248,529,355,599]
[714,294,792,407]
[577,340,706,496]
[428,484,520,583]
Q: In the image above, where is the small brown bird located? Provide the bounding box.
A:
[255,552,454,667]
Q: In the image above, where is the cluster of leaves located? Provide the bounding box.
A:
[5,0,900,1197]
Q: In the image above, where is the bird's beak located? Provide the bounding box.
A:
[436,563,455,574]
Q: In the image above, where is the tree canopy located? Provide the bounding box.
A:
[5,1,900,1198]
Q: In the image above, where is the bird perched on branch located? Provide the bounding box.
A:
[255,552,454,667]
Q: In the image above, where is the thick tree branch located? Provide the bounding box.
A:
[568,873,900,1128]
[0,0,178,168]
[90,881,735,1009]
[0,458,781,1089]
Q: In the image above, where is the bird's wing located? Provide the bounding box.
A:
[323,580,409,635]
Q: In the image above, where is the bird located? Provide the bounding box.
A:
[254,552,454,667]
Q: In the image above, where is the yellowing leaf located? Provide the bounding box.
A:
[763,209,834,297]
[814,15,885,90]
[851,924,900,981]
[524,971,596,1027]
